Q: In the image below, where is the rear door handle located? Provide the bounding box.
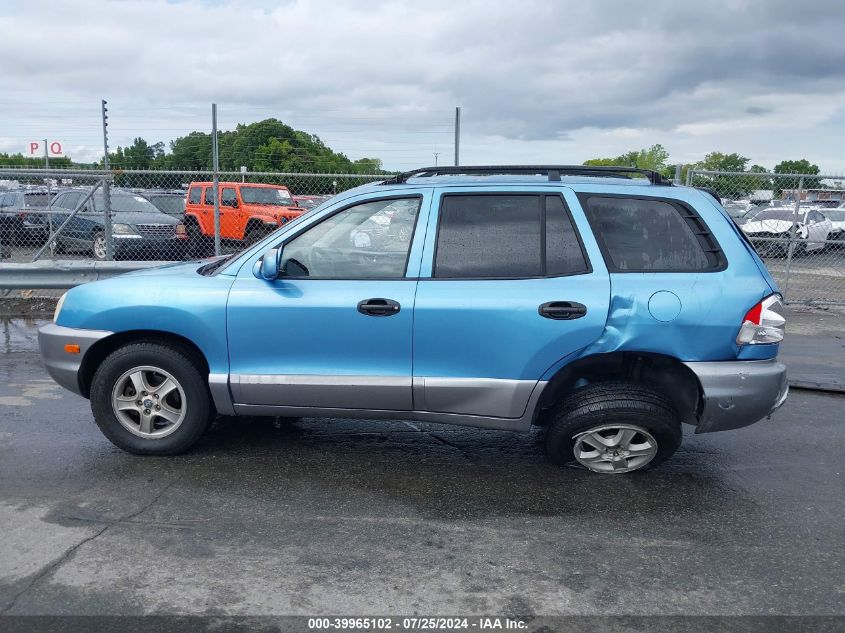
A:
[357,298,401,317]
[539,301,587,320]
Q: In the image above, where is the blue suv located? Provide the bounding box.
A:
[38,166,788,473]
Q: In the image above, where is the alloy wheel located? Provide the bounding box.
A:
[111,365,187,438]
[572,424,658,473]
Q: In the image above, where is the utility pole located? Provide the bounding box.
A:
[454,106,461,167]
[211,103,221,256]
[101,99,113,259]
[101,100,110,169]
[44,138,53,255]
[434,151,440,167]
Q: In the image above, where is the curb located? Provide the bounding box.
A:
[789,380,845,394]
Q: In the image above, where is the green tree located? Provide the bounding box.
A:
[584,144,670,175]
[690,152,754,198]
[772,158,822,195]
[695,151,750,173]
[773,159,820,175]
[0,152,75,169]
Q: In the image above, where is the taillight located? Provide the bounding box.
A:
[736,294,786,345]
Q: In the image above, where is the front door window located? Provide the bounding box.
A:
[281,197,421,279]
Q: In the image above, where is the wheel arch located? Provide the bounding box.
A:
[533,351,702,427]
[245,216,274,230]
[78,329,210,398]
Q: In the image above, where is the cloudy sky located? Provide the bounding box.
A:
[2,0,845,172]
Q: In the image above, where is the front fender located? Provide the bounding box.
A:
[56,267,235,375]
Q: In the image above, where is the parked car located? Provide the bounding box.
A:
[141,190,186,219]
[0,188,55,245]
[0,196,22,257]
[723,201,752,222]
[184,182,304,254]
[741,206,832,256]
[39,165,788,473]
[49,188,188,260]
[293,194,333,211]
[826,205,845,239]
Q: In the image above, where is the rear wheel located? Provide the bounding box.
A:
[90,341,215,455]
[91,230,107,260]
[545,381,682,473]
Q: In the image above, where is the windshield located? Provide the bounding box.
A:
[749,209,805,221]
[149,195,185,215]
[826,210,845,221]
[94,193,161,214]
[241,186,293,206]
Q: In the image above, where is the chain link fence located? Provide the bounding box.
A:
[0,168,384,264]
[2,166,844,306]
[688,169,845,305]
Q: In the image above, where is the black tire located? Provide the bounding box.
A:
[186,222,213,258]
[90,341,215,455]
[545,381,682,472]
[246,224,272,245]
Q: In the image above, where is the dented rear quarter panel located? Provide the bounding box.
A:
[564,185,778,363]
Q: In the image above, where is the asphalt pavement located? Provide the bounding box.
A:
[0,318,843,621]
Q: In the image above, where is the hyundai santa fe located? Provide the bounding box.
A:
[38,165,788,474]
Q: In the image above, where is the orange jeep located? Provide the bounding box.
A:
[184,182,303,247]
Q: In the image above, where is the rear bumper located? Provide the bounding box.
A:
[684,359,788,433]
[38,323,112,396]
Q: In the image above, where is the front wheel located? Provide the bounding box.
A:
[91,230,107,260]
[90,341,215,455]
[545,381,682,473]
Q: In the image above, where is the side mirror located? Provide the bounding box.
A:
[260,247,281,280]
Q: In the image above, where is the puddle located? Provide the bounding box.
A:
[0,318,49,354]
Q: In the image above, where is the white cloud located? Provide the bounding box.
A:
[1,0,844,171]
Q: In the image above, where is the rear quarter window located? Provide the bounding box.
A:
[579,195,724,272]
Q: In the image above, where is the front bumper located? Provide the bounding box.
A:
[113,236,188,260]
[684,359,788,433]
[38,323,112,396]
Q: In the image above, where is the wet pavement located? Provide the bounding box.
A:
[0,319,843,617]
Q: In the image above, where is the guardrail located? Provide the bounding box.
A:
[0,260,168,289]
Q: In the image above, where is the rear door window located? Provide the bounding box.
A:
[203,187,215,205]
[434,194,589,278]
[435,195,542,278]
[580,195,723,272]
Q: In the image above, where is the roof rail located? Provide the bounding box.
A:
[379,165,672,186]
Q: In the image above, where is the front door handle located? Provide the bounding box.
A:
[357,298,401,317]
[539,301,587,320]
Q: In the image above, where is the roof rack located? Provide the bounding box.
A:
[380,165,672,186]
